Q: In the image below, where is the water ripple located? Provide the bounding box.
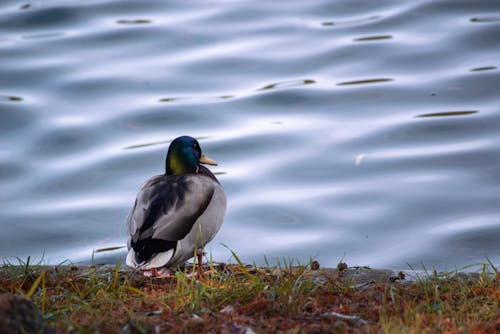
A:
[353,35,393,42]
[0,95,23,102]
[415,111,478,118]
[470,66,496,72]
[116,19,152,25]
[0,0,499,270]
[336,78,394,86]
[257,79,316,91]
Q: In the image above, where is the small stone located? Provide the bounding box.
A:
[271,268,282,277]
[495,320,500,331]
[191,314,203,322]
[146,309,163,316]
[221,322,256,334]
[332,320,348,334]
[0,293,52,334]
[337,262,348,272]
[220,305,235,314]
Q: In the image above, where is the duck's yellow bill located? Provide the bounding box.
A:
[199,154,218,166]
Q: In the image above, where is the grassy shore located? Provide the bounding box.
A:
[0,258,498,333]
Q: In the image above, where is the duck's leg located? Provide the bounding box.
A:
[196,248,204,280]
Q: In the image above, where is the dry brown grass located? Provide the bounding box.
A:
[0,257,498,333]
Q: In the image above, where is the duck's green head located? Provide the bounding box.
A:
[165,136,217,175]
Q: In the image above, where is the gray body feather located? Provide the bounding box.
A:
[126,172,226,269]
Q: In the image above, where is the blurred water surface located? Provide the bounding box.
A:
[1,0,499,269]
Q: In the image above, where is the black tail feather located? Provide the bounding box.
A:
[131,238,176,263]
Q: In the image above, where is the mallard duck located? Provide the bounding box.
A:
[126,136,226,275]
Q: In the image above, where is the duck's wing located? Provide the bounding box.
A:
[127,174,215,265]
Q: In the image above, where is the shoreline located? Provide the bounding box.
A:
[1,262,492,283]
[1,263,498,333]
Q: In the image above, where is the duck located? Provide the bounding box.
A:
[126,136,226,275]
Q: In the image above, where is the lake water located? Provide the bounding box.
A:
[1,0,499,270]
